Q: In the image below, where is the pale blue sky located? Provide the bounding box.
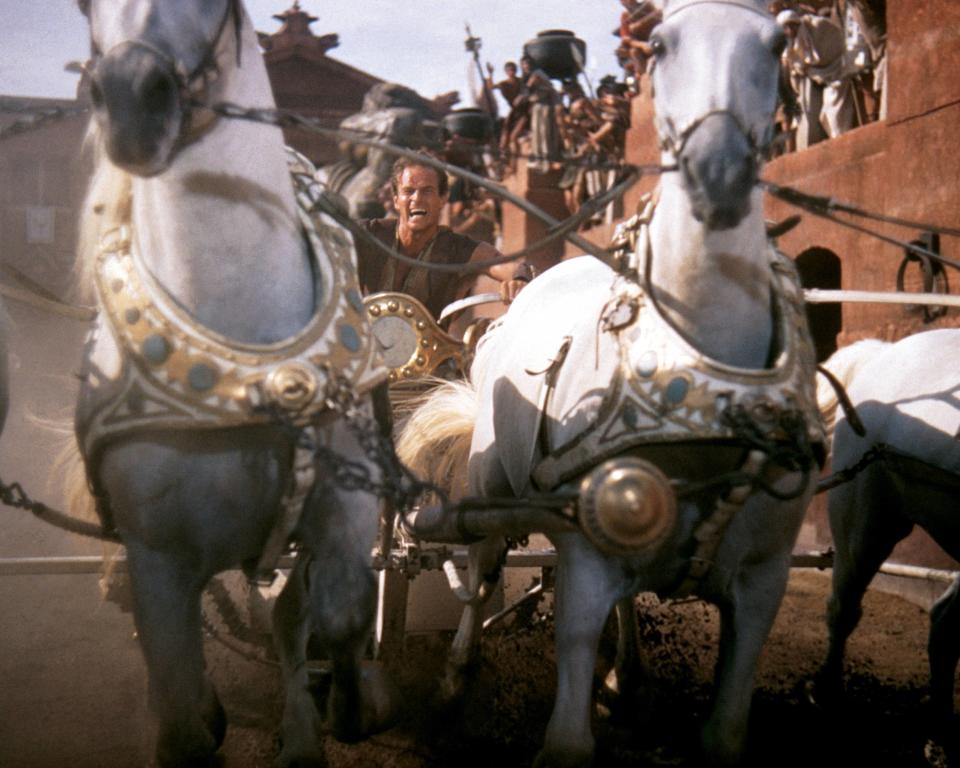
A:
[0,1,624,107]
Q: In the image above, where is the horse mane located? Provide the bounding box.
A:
[395,376,478,498]
[817,338,889,437]
[75,122,132,303]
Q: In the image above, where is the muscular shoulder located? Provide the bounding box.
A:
[363,217,397,241]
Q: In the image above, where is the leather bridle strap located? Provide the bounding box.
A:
[89,0,241,150]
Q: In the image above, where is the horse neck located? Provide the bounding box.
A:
[130,14,313,345]
[647,174,773,368]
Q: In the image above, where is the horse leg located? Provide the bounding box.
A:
[926,574,960,761]
[701,549,792,766]
[273,553,326,767]
[300,437,397,743]
[273,418,396,764]
[536,534,623,768]
[813,470,912,707]
[125,544,225,768]
[441,423,512,701]
[441,535,508,701]
[602,596,650,714]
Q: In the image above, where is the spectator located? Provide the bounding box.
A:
[844,0,887,121]
[485,61,522,164]
[525,68,562,173]
[617,0,661,92]
[778,9,856,150]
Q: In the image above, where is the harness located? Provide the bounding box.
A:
[78,150,388,573]
[530,197,825,594]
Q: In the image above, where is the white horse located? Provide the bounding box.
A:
[74,1,394,765]
[399,1,823,764]
[813,329,960,764]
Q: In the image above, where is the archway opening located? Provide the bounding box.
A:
[795,247,842,362]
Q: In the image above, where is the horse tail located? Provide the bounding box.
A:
[817,338,888,439]
[396,377,479,498]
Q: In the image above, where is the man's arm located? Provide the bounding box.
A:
[470,241,535,302]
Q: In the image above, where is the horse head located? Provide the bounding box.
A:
[80,0,241,175]
[650,0,784,229]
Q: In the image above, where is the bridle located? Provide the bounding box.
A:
[85,0,242,150]
[649,0,778,164]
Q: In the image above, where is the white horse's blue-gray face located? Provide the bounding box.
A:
[80,0,235,175]
[650,1,784,229]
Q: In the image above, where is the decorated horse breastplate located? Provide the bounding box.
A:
[533,214,825,491]
[78,150,387,461]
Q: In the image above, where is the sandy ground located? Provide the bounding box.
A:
[4,562,953,767]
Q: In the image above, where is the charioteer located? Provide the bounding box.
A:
[355,157,534,323]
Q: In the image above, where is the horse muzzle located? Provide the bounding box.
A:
[90,42,183,176]
[678,112,757,231]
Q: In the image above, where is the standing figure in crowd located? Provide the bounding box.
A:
[617,0,661,92]
[778,8,856,150]
[558,79,604,215]
[843,0,887,121]
[486,61,525,158]
[354,158,532,322]
[526,68,562,173]
[557,76,630,223]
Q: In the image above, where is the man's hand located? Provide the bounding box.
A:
[499,278,528,303]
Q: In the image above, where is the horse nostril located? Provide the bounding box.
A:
[141,71,176,115]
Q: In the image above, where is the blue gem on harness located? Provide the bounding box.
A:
[125,308,141,325]
[142,334,171,365]
[346,288,364,314]
[339,323,361,352]
[188,363,218,392]
[664,376,690,405]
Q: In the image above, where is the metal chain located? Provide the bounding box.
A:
[0,476,116,541]
[815,445,884,494]
[717,404,815,501]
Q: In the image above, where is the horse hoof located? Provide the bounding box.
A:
[275,748,327,768]
[925,739,951,768]
[437,657,477,705]
[329,660,399,743]
[532,748,593,768]
[803,676,840,711]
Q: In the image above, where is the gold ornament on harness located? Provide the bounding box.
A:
[264,362,320,412]
[577,457,678,556]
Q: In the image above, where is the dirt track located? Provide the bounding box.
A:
[195,569,947,768]
[2,561,954,767]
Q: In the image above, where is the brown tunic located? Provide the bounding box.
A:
[355,218,480,320]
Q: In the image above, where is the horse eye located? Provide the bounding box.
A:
[650,35,666,57]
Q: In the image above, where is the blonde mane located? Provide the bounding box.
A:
[817,338,889,438]
[396,376,478,498]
